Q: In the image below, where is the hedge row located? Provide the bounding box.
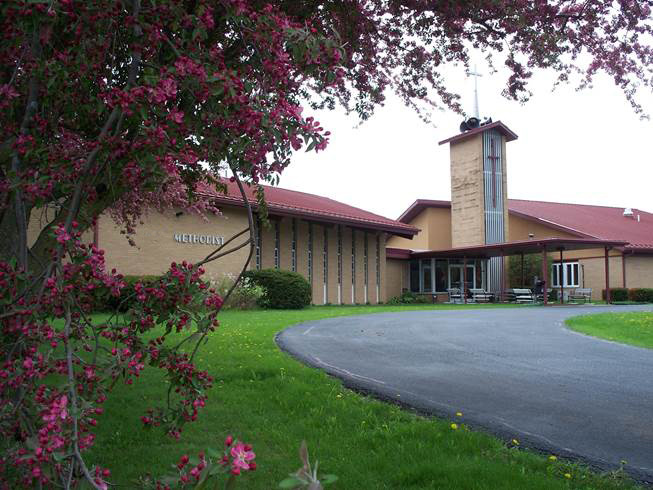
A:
[602,288,653,303]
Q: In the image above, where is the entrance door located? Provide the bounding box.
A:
[449,264,476,290]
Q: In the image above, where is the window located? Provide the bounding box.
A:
[308,223,313,283]
[552,262,580,287]
[421,259,432,293]
[409,260,420,292]
[351,230,356,302]
[255,218,262,270]
[375,235,381,288]
[274,220,280,269]
[323,227,328,293]
[435,260,447,292]
[363,233,369,302]
[363,233,368,286]
[291,219,297,272]
[337,226,342,286]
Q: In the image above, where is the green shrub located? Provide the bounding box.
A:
[243,269,311,309]
[215,275,264,310]
[602,288,629,302]
[628,288,653,303]
[387,290,431,305]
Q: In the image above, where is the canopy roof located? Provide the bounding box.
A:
[407,238,629,260]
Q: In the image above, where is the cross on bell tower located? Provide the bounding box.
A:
[469,65,482,119]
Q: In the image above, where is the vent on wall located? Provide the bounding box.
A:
[623,208,634,218]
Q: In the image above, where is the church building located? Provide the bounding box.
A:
[66,119,652,304]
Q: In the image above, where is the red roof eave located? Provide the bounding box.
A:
[203,192,419,239]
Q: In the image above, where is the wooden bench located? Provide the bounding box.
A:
[469,288,493,303]
[569,288,592,303]
[447,288,463,304]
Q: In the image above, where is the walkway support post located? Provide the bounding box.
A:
[541,246,548,306]
[463,256,467,304]
[559,248,564,304]
[520,253,525,288]
[500,249,506,302]
[605,247,611,304]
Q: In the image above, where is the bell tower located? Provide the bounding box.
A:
[438,119,518,292]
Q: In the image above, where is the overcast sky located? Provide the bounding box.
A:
[276,59,653,221]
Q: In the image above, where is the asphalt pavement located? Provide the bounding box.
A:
[276,305,653,482]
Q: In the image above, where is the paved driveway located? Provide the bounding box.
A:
[276,305,653,482]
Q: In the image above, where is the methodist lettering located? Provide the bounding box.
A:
[174,233,225,246]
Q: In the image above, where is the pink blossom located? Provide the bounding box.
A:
[230,442,256,471]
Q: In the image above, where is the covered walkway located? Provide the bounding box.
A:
[404,237,628,304]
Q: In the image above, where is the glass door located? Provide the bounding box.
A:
[449,264,476,290]
[449,265,463,289]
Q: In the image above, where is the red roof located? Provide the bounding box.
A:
[509,199,653,252]
[199,179,418,238]
[397,198,653,252]
[438,120,518,146]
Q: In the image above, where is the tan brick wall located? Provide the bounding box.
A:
[279,217,293,272]
[28,204,396,306]
[624,255,653,289]
[577,255,625,300]
[508,214,578,241]
[387,207,452,251]
[260,218,276,270]
[385,258,406,299]
[378,234,388,303]
[27,206,95,247]
[450,134,485,247]
[98,207,251,284]
[295,220,309,279]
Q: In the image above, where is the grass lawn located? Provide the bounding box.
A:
[566,312,653,349]
[85,304,638,489]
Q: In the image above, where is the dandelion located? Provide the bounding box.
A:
[450,423,458,430]
[564,473,571,479]
[456,411,463,417]
[512,439,519,445]
[548,455,557,462]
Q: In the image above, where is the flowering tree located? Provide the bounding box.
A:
[1,0,652,488]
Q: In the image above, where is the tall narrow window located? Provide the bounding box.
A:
[255,218,262,270]
[363,233,369,303]
[274,220,280,269]
[421,259,432,293]
[291,219,297,272]
[307,223,313,283]
[409,260,420,292]
[323,227,328,303]
[375,234,381,302]
[351,230,356,303]
[337,226,343,304]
